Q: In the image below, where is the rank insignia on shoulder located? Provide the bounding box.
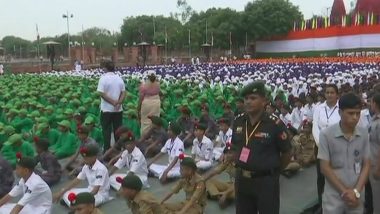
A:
[280,131,288,140]
[236,127,243,133]
[275,119,283,125]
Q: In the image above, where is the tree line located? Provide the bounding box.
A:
[0,0,303,59]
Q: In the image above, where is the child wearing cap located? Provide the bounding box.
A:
[119,174,167,214]
[102,126,130,164]
[213,118,233,161]
[139,116,168,158]
[161,157,207,214]
[123,109,141,139]
[1,134,35,167]
[199,104,219,140]
[64,125,101,177]
[50,120,78,159]
[108,132,150,190]
[53,144,111,207]
[68,192,103,214]
[0,125,15,149]
[222,103,235,127]
[191,123,214,171]
[283,120,316,177]
[34,137,62,186]
[234,98,245,116]
[0,155,14,199]
[84,116,104,149]
[37,122,60,147]
[204,144,236,209]
[148,121,185,183]
[176,106,195,148]
[0,156,52,214]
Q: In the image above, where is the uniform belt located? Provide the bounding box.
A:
[237,168,278,178]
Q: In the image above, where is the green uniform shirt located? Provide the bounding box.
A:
[39,128,60,147]
[13,118,34,133]
[1,141,35,167]
[51,131,78,159]
[90,127,103,147]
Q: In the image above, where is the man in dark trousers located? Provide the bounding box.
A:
[232,81,292,214]
[97,60,126,151]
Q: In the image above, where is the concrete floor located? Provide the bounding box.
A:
[4,154,318,214]
[48,162,317,214]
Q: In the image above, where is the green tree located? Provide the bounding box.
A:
[243,0,303,40]
[186,8,244,50]
[120,15,183,50]
[1,36,32,58]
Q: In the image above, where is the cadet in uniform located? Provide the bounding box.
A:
[68,192,103,214]
[0,156,52,214]
[1,133,35,167]
[0,155,14,198]
[53,144,111,207]
[318,93,370,214]
[119,174,167,214]
[161,157,207,214]
[64,125,100,176]
[176,106,195,148]
[204,143,235,209]
[366,92,380,214]
[34,137,62,186]
[213,118,232,161]
[51,120,78,159]
[109,132,149,189]
[191,123,214,171]
[148,121,184,183]
[232,81,292,214]
[139,116,168,158]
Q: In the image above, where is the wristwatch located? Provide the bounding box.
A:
[353,189,361,199]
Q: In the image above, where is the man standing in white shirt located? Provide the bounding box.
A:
[192,123,214,170]
[0,156,52,214]
[108,132,149,189]
[53,144,111,207]
[0,64,4,75]
[97,60,126,151]
[148,121,184,183]
[312,84,341,212]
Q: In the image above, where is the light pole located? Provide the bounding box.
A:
[62,11,73,59]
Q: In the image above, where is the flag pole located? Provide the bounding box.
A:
[188,29,191,58]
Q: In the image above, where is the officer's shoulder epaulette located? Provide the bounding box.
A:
[234,113,245,120]
[268,114,283,125]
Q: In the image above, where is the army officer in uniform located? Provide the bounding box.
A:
[232,81,292,214]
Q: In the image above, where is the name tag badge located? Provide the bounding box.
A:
[239,147,250,163]
[354,162,361,175]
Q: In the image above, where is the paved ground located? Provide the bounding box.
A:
[49,159,317,214]
[6,156,318,214]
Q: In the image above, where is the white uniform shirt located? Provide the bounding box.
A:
[97,72,125,112]
[215,128,233,149]
[280,113,292,126]
[291,107,303,130]
[302,103,315,121]
[160,137,184,167]
[191,136,213,161]
[358,108,371,130]
[114,146,148,177]
[77,160,110,196]
[312,101,340,146]
[9,172,52,212]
